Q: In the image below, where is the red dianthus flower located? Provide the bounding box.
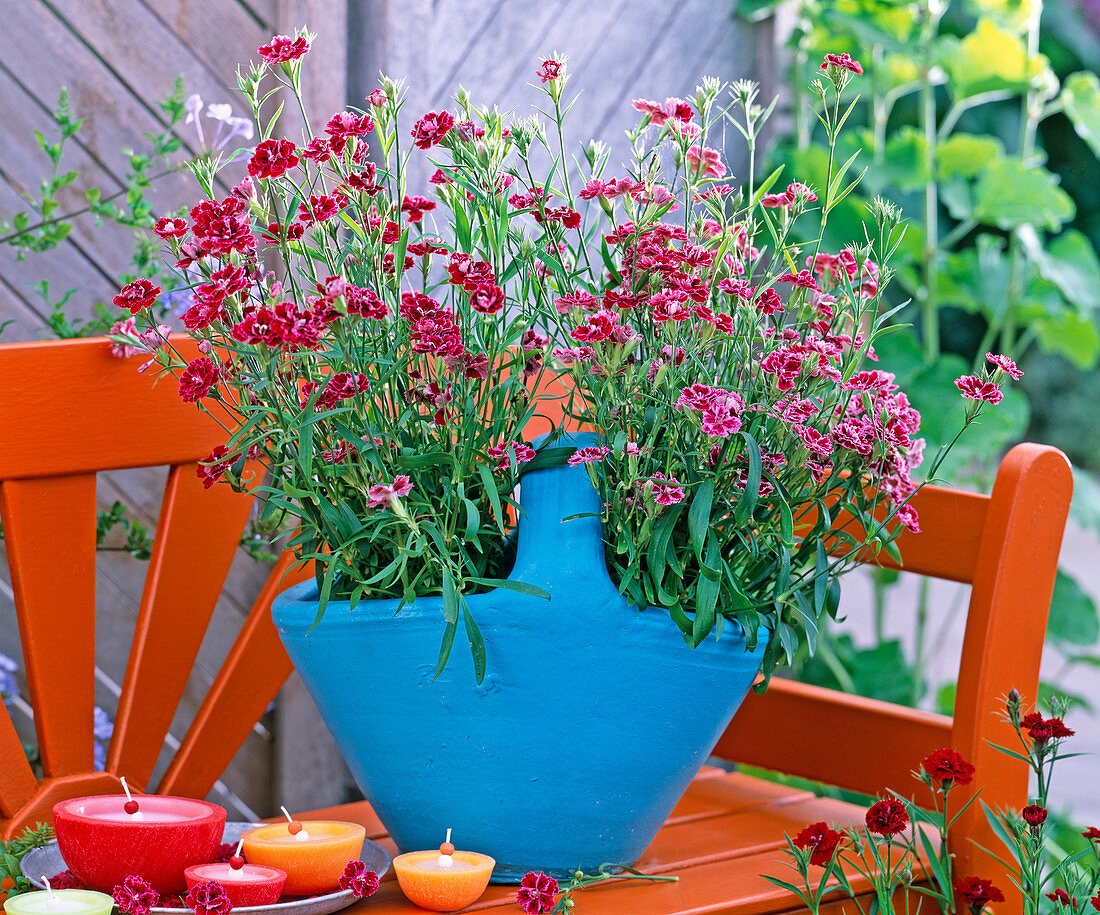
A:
[411,111,455,149]
[248,138,299,179]
[792,821,845,866]
[921,748,976,790]
[113,279,161,313]
[865,798,909,837]
[516,871,558,915]
[337,860,379,898]
[954,876,1004,913]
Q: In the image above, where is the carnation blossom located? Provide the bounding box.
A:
[1022,804,1048,828]
[259,34,310,64]
[367,475,413,508]
[113,876,159,915]
[864,798,908,836]
[567,446,610,466]
[792,821,844,866]
[986,352,1023,379]
[536,59,564,83]
[516,871,559,914]
[921,748,975,789]
[185,881,232,915]
[338,860,379,898]
[114,279,161,314]
[411,110,455,149]
[954,876,1004,910]
[955,375,1003,405]
[821,52,863,75]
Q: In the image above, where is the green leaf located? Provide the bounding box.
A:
[942,18,1046,97]
[688,480,714,560]
[462,604,487,685]
[435,619,458,679]
[692,536,721,647]
[466,577,550,600]
[937,133,1004,180]
[1020,227,1100,313]
[734,431,762,524]
[1047,570,1100,647]
[477,463,506,534]
[442,568,459,624]
[880,126,930,192]
[1035,311,1100,368]
[972,159,1075,231]
[1061,71,1100,158]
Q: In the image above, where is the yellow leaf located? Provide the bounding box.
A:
[944,18,1047,96]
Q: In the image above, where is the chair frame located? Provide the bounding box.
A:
[0,336,1073,912]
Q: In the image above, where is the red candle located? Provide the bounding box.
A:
[53,796,226,896]
[184,864,287,907]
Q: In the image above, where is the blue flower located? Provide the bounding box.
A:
[93,705,114,771]
[0,652,19,699]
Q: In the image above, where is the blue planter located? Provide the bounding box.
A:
[272,437,766,882]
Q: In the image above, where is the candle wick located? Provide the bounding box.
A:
[119,776,134,802]
[42,876,53,896]
[235,839,244,857]
[280,805,294,824]
[445,828,452,845]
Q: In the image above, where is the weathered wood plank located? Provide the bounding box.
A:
[429,0,510,102]
[277,0,350,136]
[139,0,266,85]
[237,0,277,30]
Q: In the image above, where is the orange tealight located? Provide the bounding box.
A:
[392,850,495,912]
[239,820,366,895]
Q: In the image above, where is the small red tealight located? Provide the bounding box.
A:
[184,863,287,907]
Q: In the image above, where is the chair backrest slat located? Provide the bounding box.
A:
[949,444,1072,890]
[158,554,307,799]
[0,705,37,817]
[109,465,258,789]
[1,474,98,776]
[714,679,952,803]
[828,485,989,583]
[0,339,233,478]
[0,337,291,830]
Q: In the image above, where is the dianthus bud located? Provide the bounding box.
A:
[454,85,470,108]
[1007,688,1021,727]
[867,195,902,232]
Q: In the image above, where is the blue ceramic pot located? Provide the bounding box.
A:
[272,436,766,882]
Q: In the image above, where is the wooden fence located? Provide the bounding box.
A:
[0,0,775,817]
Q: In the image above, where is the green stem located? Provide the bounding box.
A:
[919,0,942,363]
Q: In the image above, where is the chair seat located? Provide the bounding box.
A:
[296,769,913,914]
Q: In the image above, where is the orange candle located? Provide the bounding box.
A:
[239,819,365,896]
[393,831,494,912]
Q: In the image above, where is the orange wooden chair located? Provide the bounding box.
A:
[0,336,1072,913]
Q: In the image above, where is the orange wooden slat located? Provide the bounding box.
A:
[1,772,130,840]
[0,474,97,776]
[719,679,952,804]
[0,702,37,818]
[949,443,1073,904]
[109,464,258,788]
[825,484,989,584]
[0,338,230,479]
[157,552,307,798]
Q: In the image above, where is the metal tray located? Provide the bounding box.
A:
[21,821,391,915]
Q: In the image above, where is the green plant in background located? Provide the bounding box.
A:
[0,82,190,338]
[734,0,1100,715]
[0,824,55,897]
[0,80,282,563]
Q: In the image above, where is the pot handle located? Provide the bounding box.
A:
[508,440,612,588]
